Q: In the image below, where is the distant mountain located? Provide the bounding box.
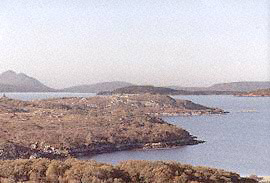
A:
[0,70,55,92]
[169,81,270,92]
[61,81,134,93]
[0,83,21,92]
[98,85,236,95]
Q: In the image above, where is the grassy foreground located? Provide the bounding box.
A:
[0,159,257,183]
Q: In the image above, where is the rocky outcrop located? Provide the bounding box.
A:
[0,140,66,160]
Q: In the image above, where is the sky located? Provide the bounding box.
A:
[0,0,269,88]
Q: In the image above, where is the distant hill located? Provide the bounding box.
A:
[98,85,186,95]
[237,88,270,97]
[169,81,270,92]
[168,86,212,91]
[98,85,236,95]
[0,70,55,92]
[208,82,270,92]
[61,81,134,93]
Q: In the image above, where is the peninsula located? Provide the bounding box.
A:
[0,94,225,160]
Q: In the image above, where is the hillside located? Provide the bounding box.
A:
[0,70,55,92]
[98,85,236,95]
[170,81,270,92]
[61,81,133,93]
[0,94,224,160]
[0,159,256,183]
[236,88,270,97]
[0,83,22,92]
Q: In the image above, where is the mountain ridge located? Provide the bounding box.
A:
[0,70,269,93]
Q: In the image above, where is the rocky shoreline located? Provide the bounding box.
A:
[72,136,204,158]
[0,130,203,160]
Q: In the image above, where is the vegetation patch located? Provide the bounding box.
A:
[0,159,257,183]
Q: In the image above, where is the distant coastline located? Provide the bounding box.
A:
[97,85,238,96]
[235,88,270,97]
[0,70,269,95]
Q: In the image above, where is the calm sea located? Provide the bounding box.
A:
[1,93,269,176]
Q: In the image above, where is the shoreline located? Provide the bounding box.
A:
[235,95,270,97]
[0,133,204,161]
[73,137,204,159]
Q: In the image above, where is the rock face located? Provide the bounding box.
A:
[0,70,55,92]
[0,94,225,160]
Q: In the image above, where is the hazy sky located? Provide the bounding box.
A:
[0,0,269,88]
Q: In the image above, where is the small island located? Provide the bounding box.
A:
[0,94,225,160]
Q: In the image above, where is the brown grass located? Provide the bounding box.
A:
[0,159,257,183]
